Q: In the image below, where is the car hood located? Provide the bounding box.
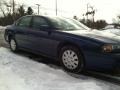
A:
[103,29,120,36]
[62,29,120,43]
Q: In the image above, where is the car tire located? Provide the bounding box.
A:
[9,38,18,52]
[59,45,85,73]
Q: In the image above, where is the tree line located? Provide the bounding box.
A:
[0,5,34,26]
[73,16,107,30]
[80,19,107,29]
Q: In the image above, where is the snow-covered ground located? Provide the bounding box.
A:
[0,26,6,31]
[0,47,120,90]
[0,26,8,47]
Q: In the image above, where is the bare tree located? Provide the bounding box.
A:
[3,1,12,14]
[0,0,12,17]
[0,0,6,17]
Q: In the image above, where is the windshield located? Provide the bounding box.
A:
[48,17,89,30]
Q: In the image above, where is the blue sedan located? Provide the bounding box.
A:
[4,15,120,73]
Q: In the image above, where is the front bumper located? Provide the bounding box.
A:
[110,53,120,67]
[84,51,120,71]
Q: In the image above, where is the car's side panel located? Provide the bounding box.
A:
[26,29,58,56]
[47,30,101,56]
[14,27,30,48]
[48,31,117,71]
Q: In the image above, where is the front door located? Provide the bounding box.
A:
[28,16,55,56]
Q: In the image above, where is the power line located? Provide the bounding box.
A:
[86,3,96,22]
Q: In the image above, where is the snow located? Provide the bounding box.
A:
[0,26,6,31]
[103,29,120,36]
[103,25,115,30]
[0,47,120,90]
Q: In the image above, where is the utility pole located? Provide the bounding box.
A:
[36,4,40,15]
[12,0,15,14]
[55,0,57,16]
[86,3,89,20]
[12,0,15,21]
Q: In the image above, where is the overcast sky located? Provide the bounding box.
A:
[7,0,120,23]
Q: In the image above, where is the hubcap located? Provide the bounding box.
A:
[62,50,79,70]
[10,40,16,51]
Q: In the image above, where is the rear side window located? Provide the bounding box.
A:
[32,16,49,29]
[16,16,32,28]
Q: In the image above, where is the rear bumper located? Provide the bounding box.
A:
[83,51,120,71]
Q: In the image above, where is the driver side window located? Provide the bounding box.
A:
[32,16,49,30]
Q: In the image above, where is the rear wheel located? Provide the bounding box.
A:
[10,38,18,52]
[59,45,85,73]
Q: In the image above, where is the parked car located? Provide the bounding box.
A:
[102,24,120,36]
[4,15,120,73]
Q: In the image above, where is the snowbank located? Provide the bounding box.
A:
[0,47,119,90]
[0,26,6,31]
[103,29,120,36]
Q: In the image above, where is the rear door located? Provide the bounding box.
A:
[14,16,32,48]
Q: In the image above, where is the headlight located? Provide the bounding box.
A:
[102,44,120,53]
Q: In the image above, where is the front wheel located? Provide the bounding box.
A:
[10,38,18,52]
[59,45,85,73]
